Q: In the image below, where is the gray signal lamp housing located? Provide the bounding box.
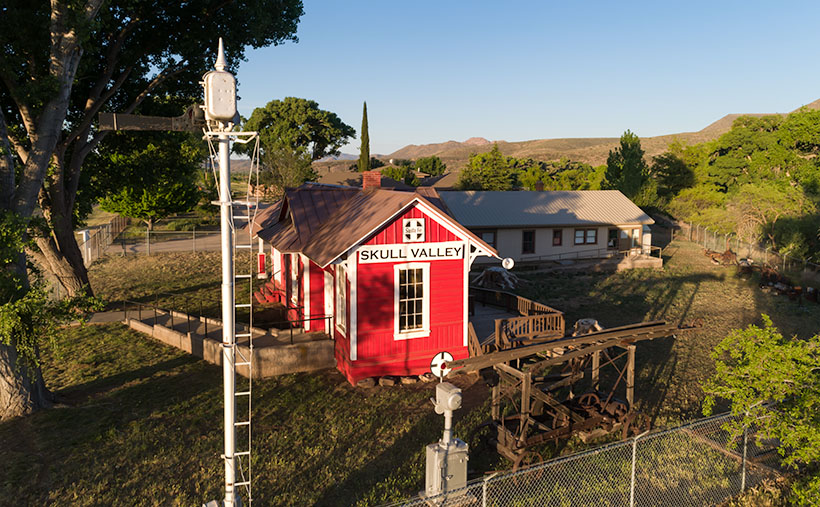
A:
[203,70,237,123]
[434,382,462,414]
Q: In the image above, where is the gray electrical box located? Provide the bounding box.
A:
[425,438,469,497]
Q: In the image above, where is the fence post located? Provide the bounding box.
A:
[193,226,197,252]
[741,423,748,493]
[482,472,498,507]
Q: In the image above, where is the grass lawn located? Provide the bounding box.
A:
[516,238,820,424]
[2,233,817,505]
[1,323,494,505]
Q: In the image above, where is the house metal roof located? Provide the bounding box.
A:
[251,183,498,268]
[439,190,654,228]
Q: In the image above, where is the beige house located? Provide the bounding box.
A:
[438,190,655,264]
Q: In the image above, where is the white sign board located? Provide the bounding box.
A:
[358,241,466,264]
[403,218,425,243]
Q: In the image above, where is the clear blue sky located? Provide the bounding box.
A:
[235,1,820,155]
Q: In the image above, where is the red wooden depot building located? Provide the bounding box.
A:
[252,172,498,384]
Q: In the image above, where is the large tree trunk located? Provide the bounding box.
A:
[35,148,93,297]
[0,342,51,421]
[33,233,90,297]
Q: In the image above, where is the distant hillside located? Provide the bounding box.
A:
[384,99,820,168]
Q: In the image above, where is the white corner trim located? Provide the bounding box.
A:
[463,254,469,347]
[302,254,310,327]
[393,262,431,341]
[349,248,358,360]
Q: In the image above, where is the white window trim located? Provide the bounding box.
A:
[302,254,310,324]
[393,262,430,340]
[290,253,298,304]
[336,263,347,333]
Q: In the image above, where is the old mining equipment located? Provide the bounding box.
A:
[444,320,694,470]
[424,382,469,499]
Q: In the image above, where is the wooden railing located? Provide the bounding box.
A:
[495,314,565,349]
[470,287,561,316]
[470,286,565,353]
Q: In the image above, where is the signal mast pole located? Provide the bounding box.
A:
[202,38,239,506]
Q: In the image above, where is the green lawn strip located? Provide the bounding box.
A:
[1,323,496,505]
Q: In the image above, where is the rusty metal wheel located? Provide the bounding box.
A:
[622,412,651,439]
[513,450,546,484]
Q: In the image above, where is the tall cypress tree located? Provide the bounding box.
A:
[358,101,370,172]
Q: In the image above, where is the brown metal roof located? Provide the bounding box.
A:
[253,183,499,267]
[250,201,283,237]
[414,187,452,217]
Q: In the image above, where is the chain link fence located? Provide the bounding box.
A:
[673,220,820,286]
[115,227,222,255]
[388,412,781,507]
[77,215,129,266]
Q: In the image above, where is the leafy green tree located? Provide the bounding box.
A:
[0,0,304,299]
[258,145,317,190]
[95,134,202,230]
[415,155,446,176]
[603,130,650,199]
[380,166,420,186]
[726,181,813,247]
[238,97,354,188]
[458,144,518,190]
[519,158,604,191]
[649,152,696,200]
[239,97,354,163]
[0,0,303,419]
[703,316,820,504]
[358,101,370,172]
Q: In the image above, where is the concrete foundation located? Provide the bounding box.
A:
[125,312,335,378]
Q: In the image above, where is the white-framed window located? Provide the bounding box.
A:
[574,228,597,245]
[394,262,430,340]
[290,253,299,304]
[335,264,347,332]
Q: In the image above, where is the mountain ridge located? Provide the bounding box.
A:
[383,98,820,167]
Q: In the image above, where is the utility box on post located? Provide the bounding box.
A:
[424,382,469,500]
[425,438,469,497]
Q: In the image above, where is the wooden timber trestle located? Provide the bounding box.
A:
[445,320,696,470]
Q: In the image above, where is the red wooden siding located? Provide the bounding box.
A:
[336,203,469,383]
[363,205,460,246]
[306,260,325,332]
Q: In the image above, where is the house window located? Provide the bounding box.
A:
[631,228,640,248]
[522,230,535,254]
[479,231,496,249]
[290,254,299,304]
[552,229,562,246]
[335,264,347,332]
[394,263,430,340]
[574,228,597,245]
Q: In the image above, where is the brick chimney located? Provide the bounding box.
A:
[363,170,381,191]
[535,180,545,191]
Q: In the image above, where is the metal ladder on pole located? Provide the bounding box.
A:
[230,137,261,505]
[206,130,260,505]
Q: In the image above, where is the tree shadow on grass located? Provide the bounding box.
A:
[0,361,223,505]
[52,354,200,405]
